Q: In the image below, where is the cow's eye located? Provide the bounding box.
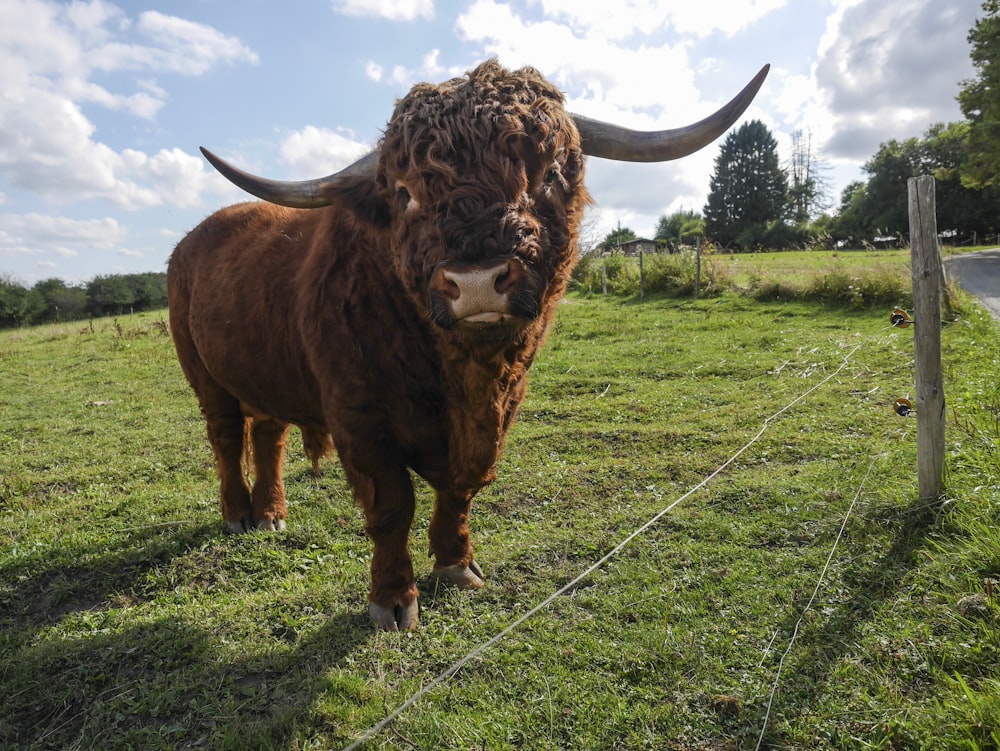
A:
[542,163,566,193]
[395,181,418,212]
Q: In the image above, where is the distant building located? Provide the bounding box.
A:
[617,238,659,256]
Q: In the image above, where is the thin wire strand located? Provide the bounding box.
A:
[343,341,867,751]
[753,445,883,751]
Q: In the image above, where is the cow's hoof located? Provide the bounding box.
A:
[225,518,250,534]
[369,600,420,632]
[433,560,485,589]
[255,517,286,532]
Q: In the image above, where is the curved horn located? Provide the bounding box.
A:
[202,64,769,207]
[573,64,770,162]
[199,147,378,209]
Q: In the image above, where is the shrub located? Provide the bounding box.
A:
[642,251,697,295]
[570,252,640,295]
[804,263,910,309]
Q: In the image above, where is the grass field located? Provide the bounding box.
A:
[2,251,999,750]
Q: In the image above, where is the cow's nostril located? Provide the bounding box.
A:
[494,270,510,295]
[440,271,463,300]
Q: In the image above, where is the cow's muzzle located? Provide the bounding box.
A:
[428,258,539,332]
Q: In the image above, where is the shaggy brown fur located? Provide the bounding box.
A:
[168,60,591,630]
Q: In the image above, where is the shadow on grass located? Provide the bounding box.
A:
[749,495,941,747]
[0,521,374,750]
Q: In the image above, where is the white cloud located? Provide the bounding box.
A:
[365,49,449,88]
[0,214,126,259]
[814,0,978,161]
[366,61,385,83]
[120,148,220,209]
[451,1,763,123]
[89,10,258,75]
[331,0,434,21]
[0,87,119,197]
[0,0,260,214]
[529,0,788,40]
[279,126,373,178]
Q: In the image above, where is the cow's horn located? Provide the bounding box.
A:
[573,64,770,162]
[199,147,377,209]
[201,64,768,208]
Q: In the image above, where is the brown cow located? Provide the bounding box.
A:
[168,59,768,630]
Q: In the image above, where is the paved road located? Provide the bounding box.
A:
[945,249,1000,322]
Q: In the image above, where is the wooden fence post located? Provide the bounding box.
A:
[907,175,946,500]
[695,238,702,300]
[639,249,645,299]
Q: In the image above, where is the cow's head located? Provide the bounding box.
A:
[201,60,768,350]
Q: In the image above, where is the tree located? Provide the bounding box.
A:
[126,272,168,310]
[958,0,1000,188]
[655,209,704,247]
[829,181,870,243]
[0,275,44,327]
[86,275,135,316]
[785,129,830,223]
[923,121,1000,236]
[859,137,924,233]
[830,123,1000,245]
[598,225,637,253]
[33,278,88,322]
[703,120,788,248]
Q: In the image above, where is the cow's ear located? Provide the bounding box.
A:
[322,174,391,229]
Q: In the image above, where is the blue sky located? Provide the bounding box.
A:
[0,0,983,284]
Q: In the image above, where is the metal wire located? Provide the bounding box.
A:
[343,342,867,750]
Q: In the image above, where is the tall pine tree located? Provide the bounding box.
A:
[703,119,787,248]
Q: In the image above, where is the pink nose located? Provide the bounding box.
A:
[438,260,513,321]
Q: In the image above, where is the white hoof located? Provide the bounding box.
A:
[256,518,286,532]
[433,560,485,589]
[369,600,420,631]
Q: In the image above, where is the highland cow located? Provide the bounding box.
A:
[168,60,768,630]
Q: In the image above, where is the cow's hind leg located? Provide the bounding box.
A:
[200,392,254,532]
[249,417,290,531]
[429,489,484,589]
[170,317,253,532]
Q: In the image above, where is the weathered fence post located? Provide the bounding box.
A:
[639,249,645,299]
[907,175,946,500]
[601,261,607,295]
[695,238,702,300]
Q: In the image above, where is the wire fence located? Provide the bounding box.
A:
[344,333,905,750]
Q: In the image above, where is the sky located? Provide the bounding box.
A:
[0,0,985,285]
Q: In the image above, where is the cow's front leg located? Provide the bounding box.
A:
[429,489,484,589]
[345,461,419,631]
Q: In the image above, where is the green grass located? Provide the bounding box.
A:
[1,267,999,749]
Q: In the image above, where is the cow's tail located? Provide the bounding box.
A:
[241,416,255,483]
[301,426,336,475]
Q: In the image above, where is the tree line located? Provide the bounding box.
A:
[0,272,167,329]
[596,0,1000,254]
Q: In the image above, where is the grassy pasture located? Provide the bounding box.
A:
[1,252,999,749]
